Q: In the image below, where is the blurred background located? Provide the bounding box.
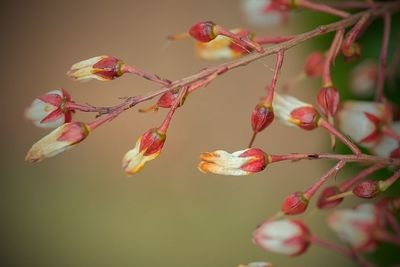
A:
[0,0,391,266]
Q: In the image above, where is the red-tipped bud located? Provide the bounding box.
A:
[290,107,320,130]
[68,56,124,81]
[304,52,325,77]
[189,21,217,42]
[251,103,274,133]
[317,186,343,209]
[341,43,361,62]
[281,192,309,215]
[317,87,340,117]
[352,179,381,199]
[157,89,185,109]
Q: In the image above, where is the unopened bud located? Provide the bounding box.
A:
[304,52,325,77]
[341,43,361,62]
[352,179,381,199]
[317,186,343,209]
[290,107,320,130]
[251,103,274,133]
[68,56,124,81]
[282,192,309,215]
[317,87,340,117]
[189,21,217,42]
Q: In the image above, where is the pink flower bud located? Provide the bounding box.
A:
[25,88,74,128]
[251,103,274,133]
[350,60,378,97]
[317,87,340,117]
[253,219,310,256]
[198,148,268,176]
[304,52,325,77]
[327,204,380,252]
[273,93,320,130]
[317,186,343,209]
[189,21,217,42]
[341,42,361,62]
[122,128,166,175]
[337,101,386,148]
[67,56,124,81]
[352,179,381,199]
[281,192,309,215]
[25,122,90,163]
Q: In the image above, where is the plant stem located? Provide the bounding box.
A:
[339,163,385,191]
[375,13,391,101]
[297,0,351,18]
[122,65,172,86]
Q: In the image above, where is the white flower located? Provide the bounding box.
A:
[25,89,73,128]
[371,122,400,158]
[253,219,310,256]
[337,101,385,147]
[327,203,379,252]
[198,148,267,176]
[241,0,287,27]
[350,60,378,98]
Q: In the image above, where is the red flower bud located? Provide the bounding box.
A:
[68,56,124,81]
[289,106,320,130]
[251,103,274,133]
[304,52,325,77]
[352,180,381,199]
[317,186,343,209]
[341,43,361,62]
[189,21,217,42]
[317,87,340,117]
[281,192,309,215]
[158,89,185,109]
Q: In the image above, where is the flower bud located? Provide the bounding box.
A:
[327,204,380,252]
[25,122,90,163]
[281,192,309,215]
[253,219,310,256]
[317,186,343,209]
[67,55,124,81]
[317,87,340,117]
[341,42,361,62]
[251,103,274,133]
[304,52,325,77]
[352,179,381,199]
[198,148,268,176]
[189,21,217,42]
[350,60,378,97]
[122,128,166,175]
[25,88,74,128]
[195,28,253,60]
[273,93,320,130]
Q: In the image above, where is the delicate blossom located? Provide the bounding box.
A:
[25,122,90,163]
[198,148,268,176]
[253,219,310,256]
[25,89,74,128]
[336,101,386,148]
[122,128,166,175]
[67,55,124,81]
[273,93,320,130]
[327,203,380,252]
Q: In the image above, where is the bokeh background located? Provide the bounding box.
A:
[0,0,391,266]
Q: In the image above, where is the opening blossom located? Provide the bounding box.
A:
[25,122,90,163]
[25,89,74,128]
[327,203,381,252]
[336,101,386,148]
[122,128,166,176]
[198,148,268,176]
[67,55,124,81]
[253,219,310,256]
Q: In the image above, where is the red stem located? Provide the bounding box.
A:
[343,14,371,48]
[215,25,263,52]
[319,119,361,155]
[304,160,346,198]
[322,30,344,86]
[86,111,120,130]
[122,65,172,86]
[253,36,294,45]
[65,102,97,112]
[339,163,385,191]
[297,0,351,18]
[158,87,188,133]
[265,50,284,104]
[327,1,381,9]
[309,235,353,258]
[375,229,400,245]
[375,13,391,101]
[380,169,400,190]
[384,211,400,235]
